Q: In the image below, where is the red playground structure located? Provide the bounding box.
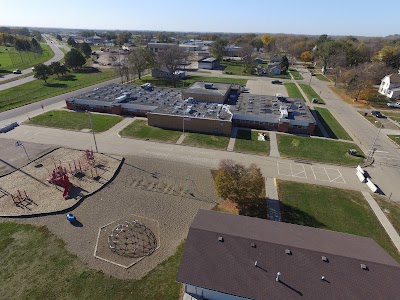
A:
[47,166,71,199]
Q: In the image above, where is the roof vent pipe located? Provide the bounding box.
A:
[254,261,258,267]
[276,272,281,282]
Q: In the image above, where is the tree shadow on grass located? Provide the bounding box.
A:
[238,198,269,219]
[0,69,12,75]
[280,202,326,228]
[45,83,68,88]
[74,67,100,74]
[59,74,77,81]
[236,129,252,140]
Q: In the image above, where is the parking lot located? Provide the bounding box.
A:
[245,79,288,96]
[277,162,346,184]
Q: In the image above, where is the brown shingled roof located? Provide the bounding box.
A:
[177,210,400,300]
[389,73,400,84]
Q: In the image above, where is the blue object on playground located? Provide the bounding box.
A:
[66,213,76,222]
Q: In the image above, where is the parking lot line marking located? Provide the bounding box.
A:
[292,164,307,178]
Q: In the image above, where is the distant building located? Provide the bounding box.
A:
[151,67,187,79]
[379,73,400,99]
[177,209,400,300]
[225,45,242,57]
[182,82,231,103]
[198,57,220,70]
[267,62,282,75]
[84,35,103,45]
[147,42,176,53]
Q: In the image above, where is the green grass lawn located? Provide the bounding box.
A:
[314,107,352,140]
[234,130,270,155]
[315,73,331,82]
[374,195,400,236]
[289,68,303,80]
[0,222,183,299]
[182,132,230,149]
[221,61,246,75]
[0,68,117,112]
[28,110,123,133]
[284,82,305,100]
[120,119,182,143]
[388,135,400,146]
[277,134,364,166]
[0,43,54,73]
[299,83,325,104]
[132,75,247,88]
[277,181,400,263]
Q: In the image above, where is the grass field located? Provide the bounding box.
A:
[315,73,331,82]
[277,134,364,166]
[182,132,230,149]
[284,82,305,100]
[0,68,116,112]
[0,222,183,300]
[234,130,270,155]
[221,61,246,75]
[28,110,123,133]
[388,135,400,146]
[0,43,54,74]
[314,107,352,140]
[299,83,325,104]
[120,119,182,143]
[289,68,303,80]
[132,75,247,88]
[277,181,400,263]
[374,195,400,235]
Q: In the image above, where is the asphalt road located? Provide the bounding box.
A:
[0,37,66,91]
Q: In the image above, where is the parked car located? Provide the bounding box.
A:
[312,98,319,104]
[387,102,400,108]
[371,110,384,118]
[271,80,282,84]
[13,69,21,74]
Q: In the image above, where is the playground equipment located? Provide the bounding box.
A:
[11,190,33,208]
[47,166,71,199]
[66,213,76,223]
[52,149,98,178]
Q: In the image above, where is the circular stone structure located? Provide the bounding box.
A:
[108,220,157,258]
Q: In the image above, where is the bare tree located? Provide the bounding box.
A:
[239,43,255,74]
[129,47,155,80]
[157,45,188,87]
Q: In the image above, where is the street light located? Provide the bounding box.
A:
[367,121,390,162]
[86,110,99,153]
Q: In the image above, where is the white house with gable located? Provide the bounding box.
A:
[379,73,400,99]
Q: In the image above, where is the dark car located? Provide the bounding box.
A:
[271,80,282,84]
[371,110,384,118]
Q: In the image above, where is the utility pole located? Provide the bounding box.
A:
[87,111,99,153]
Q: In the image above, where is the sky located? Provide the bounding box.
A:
[1,0,399,37]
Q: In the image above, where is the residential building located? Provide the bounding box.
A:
[177,210,400,300]
[85,35,103,45]
[270,55,283,63]
[151,67,187,79]
[379,73,400,99]
[198,57,220,70]
[267,62,282,75]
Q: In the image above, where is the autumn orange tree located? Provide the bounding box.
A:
[214,159,264,205]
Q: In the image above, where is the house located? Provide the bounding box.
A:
[151,67,186,79]
[147,42,176,53]
[267,62,282,75]
[379,73,400,99]
[270,54,283,63]
[198,57,220,70]
[177,210,400,300]
[84,35,103,45]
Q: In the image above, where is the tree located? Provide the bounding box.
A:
[239,43,255,74]
[49,61,68,78]
[64,48,86,70]
[374,46,400,69]
[33,63,51,83]
[157,45,188,87]
[300,51,314,62]
[32,30,42,41]
[31,38,41,52]
[78,42,92,58]
[56,34,62,41]
[214,160,264,206]
[261,34,276,52]
[67,37,76,47]
[250,37,263,51]
[116,31,131,46]
[280,55,289,73]
[17,27,30,37]
[211,38,227,61]
[129,47,155,79]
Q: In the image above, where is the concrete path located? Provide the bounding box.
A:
[103,117,135,137]
[227,127,238,151]
[176,134,186,145]
[266,177,281,221]
[268,132,280,158]
[362,191,400,253]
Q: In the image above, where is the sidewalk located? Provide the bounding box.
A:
[268,132,280,158]
[266,177,281,221]
[362,191,400,253]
